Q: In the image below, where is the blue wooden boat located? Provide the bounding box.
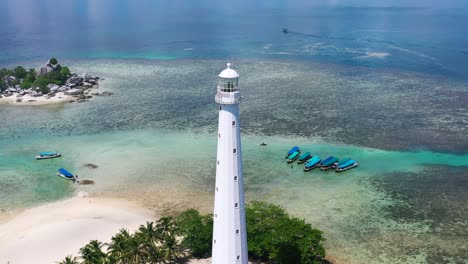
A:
[287,151,301,163]
[320,156,339,170]
[304,155,321,171]
[335,159,358,172]
[336,158,351,167]
[57,168,76,181]
[286,146,300,158]
[297,152,312,164]
[36,151,61,160]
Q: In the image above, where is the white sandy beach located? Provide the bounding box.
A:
[0,194,156,264]
[0,92,72,106]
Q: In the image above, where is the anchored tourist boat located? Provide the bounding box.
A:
[304,155,321,171]
[57,168,77,181]
[297,151,312,164]
[335,158,351,168]
[335,159,358,172]
[36,151,61,160]
[287,151,301,163]
[320,156,339,170]
[286,146,300,158]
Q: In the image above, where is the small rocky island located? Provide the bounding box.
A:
[0,58,112,105]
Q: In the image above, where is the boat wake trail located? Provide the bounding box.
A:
[283,29,468,57]
[283,29,397,45]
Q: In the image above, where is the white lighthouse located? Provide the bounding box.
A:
[212,63,248,264]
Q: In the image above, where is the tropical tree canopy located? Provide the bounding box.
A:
[60,201,326,264]
[57,255,79,264]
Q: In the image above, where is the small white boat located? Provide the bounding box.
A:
[36,152,61,160]
[57,168,77,181]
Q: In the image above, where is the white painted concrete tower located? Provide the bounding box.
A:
[212,63,248,264]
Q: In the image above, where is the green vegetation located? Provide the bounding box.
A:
[50,57,58,65]
[0,78,6,91]
[20,69,37,89]
[0,58,71,94]
[13,66,27,79]
[33,66,70,93]
[59,202,326,264]
[246,201,325,264]
[175,209,213,258]
[57,255,80,264]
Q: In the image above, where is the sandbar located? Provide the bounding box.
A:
[0,194,156,264]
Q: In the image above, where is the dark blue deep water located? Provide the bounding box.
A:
[1,0,468,79]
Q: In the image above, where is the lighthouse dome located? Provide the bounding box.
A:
[218,63,239,78]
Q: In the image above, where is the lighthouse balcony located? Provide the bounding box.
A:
[215,91,241,104]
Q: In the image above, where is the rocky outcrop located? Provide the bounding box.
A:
[38,59,61,76]
[84,163,99,169]
[82,82,93,88]
[96,91,113,96]
[79,180,95,185]
[64,88,83,95]
[66,75,82,86]
[2,76,16,86]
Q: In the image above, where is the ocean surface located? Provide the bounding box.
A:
[1,1,468,264]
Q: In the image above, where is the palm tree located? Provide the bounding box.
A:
[104,254,118,264]
[144,244,163,264]
[138,222,159,246]
[107,229,132,263]
[79,240,107,264]
[160,233,183,263]
[57,255,79,264]
[137,222,164,263]
[125,232,148,264]
[108,228,151,264]
[155,217,176,240]
[155,217,183,263]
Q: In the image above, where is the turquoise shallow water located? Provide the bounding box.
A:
[1,128,467,211]
[0,59,467,263]
[1,128,467,263]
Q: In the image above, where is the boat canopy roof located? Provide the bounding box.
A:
[305,155,321,165]
[58,168,73,178]
[287,146,300,155]
[337,158,351,165]
[289,151,300,159]
[337,159,356,169]
[299,152,311,159]
[40,151,58,156]
[321,156,338,166]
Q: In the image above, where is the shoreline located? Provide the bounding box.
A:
[0,193,156,264]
